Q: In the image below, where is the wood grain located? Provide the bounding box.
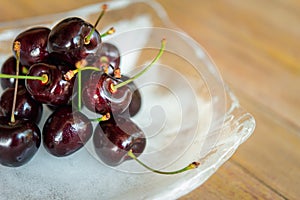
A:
[155,1,300,199]
[181,161,285,200]
[0,0,299,199]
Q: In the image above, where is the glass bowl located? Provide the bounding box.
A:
[0,0,256,199]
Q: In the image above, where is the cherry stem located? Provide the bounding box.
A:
[0,74,44,80]
[64,66,101,81]
[100,27,115,38]
[10,41,21,123]
[0,74,48,83]
[77,69,82,110]
[113,38,166,90]
[84,4,108,44]
[80,66,101,72]
[64,64,102,109]
[98,57,114,74]
[90,113,110,122]
[114,67,121,78]
[21,66,28,74]
[127,150,200,175]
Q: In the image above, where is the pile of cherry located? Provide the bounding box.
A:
[0,5,199,174]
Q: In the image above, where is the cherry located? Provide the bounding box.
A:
[128,87,141,117]
[46,52,76,70]
[93,115,146,166]
[0,117,41,167]
[0,85,43,124]
[94,42,121,76]
[82,72,134,115]
[48,17,101,65]
[0,56,25,89]
[47,4,108,66]
[120,75,141,117]
[81,39,165,116]
[0,41,41,167]
[25,63,75,106]
[13,27,50,67]
[42,106,93,157]
[93,115,200,173]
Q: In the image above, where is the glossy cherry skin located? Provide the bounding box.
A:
[0,117,41,167]
[0,56,25,90]
[25,63,75,106]
[46,52,76,71]
[93,116,146,166]
[82,72,133,115]
[128,88,141,117]
[43,106,93,157]
[94,42,120,74]
[13,27,50,67]
[120,75,142,117]
[0,85,43,124]
[47,17,101,65]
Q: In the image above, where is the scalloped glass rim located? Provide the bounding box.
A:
[0,0,256,199]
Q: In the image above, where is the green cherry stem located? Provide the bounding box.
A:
[113,38,166,90]
[0,74,48,82]
[89,113,111,122]
[81,66,102,71]
[100,27,115,38]
[64,66,101,81]
[127,150,200,175]
[77,69,82,110]
[21,66,28,74]
[84,4,108,44]
[10,41,21,123]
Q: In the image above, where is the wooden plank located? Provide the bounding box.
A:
[0,0,100,21]
[156,0,300,130]
[229,90,300,200]
[179,88,300,200]
[180,161,285,200]
[153,2,300,198]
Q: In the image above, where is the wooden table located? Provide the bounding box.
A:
[0,0,299,199]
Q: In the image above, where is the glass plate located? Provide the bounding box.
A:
[0,0,256,199]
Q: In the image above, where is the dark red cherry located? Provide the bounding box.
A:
[82,72,133,115]
[82,39,167,116]
[81,71,111,114]
[0,85,43,124]
[93,42,120,74]
[120,75,141,117]
[43,106,93,157]
[0,56,25,90]
[93,115,146,166]
[128,88,142,117]
[47,17,101,65]
[0,117,41,167]
[25,63,75,106]
[13,27,50,66]
[46,52,75,71]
